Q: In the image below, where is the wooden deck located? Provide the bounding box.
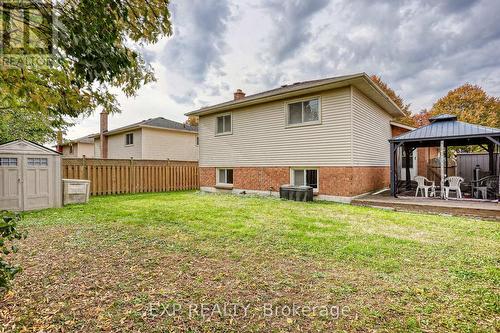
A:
[352,191,499,220]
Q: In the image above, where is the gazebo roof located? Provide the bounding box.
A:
[390,114,500,144]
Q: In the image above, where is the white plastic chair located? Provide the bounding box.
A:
[443,176,464,199]
[414,176,435,198]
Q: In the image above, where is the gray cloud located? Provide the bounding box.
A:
[260,0,331,63]
[160,0,232,103]
[254,0,500,111]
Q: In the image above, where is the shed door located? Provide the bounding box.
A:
[0,156,23,211]
[23,156,52,210]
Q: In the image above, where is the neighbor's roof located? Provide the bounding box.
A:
[185,72,404,117]
[92,117,197,138]
[390,114,500,142]
[61,134,96,145]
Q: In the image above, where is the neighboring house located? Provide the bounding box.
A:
[187,72,417,202]
[93,114,199,161]
[57,135,96,158]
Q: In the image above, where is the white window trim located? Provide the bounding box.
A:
[284,96,322,128]
[216,167,234,187]
[215,112,233,136]
[125,132,134,146]
[290,167,319,193]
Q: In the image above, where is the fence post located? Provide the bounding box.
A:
[166,158,171,191]
[82,155,88,179]
[130,157,135,193]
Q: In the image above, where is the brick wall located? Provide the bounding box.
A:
[234,167,289,192]
[200,166,390,197]
[200,167,216,187]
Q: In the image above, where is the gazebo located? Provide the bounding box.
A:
[389,114,500,199]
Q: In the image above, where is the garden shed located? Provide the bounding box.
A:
[0,139,62,211]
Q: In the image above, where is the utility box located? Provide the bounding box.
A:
[63,179,90,205]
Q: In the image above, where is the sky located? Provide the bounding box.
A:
[66,0,500,140]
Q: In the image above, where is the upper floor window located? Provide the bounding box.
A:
[286,98,320,126]
[125,133,134,145]
[69,144,73,154]
[216,113,232,135]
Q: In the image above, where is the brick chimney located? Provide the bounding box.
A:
[233,89,245,100]
[100,111,109,159]
[56,130,63,153]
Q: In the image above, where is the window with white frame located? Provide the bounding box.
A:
[216,113,232,135]
[291,168,318,189]
[287,98,320,126]
[27,158,48,167]
[195,135,199,146]
[125,133,134,145]
[0,158,17,166]
[217,168,233,185]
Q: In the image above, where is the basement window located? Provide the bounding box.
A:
[217,168,233,185]
[291,168,318,190]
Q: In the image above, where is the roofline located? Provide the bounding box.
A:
[92,123,197,138]
[185,73,404,117]
[390,121,415,131]
[389,133,500,143]
[140,124,198,134]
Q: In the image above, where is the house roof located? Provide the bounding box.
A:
[185,72,404,118]
[390,114,500,143]
[61,134,96,146]
[92,117,197,138]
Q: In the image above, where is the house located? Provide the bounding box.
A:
[93,113,199,161]
[187,72,428,202]
[56,134,96,158]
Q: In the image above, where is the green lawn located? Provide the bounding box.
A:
[1,191,499,332]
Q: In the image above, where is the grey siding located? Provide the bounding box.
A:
[351,87,393,166]
[199,87,352,167]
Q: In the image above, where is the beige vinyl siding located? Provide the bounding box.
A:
[199,87,352,167]
[94,138,101,158]
[77,142,95,158]
[141,128,198,161]
[107,129,143,159]
[62,145,76,157]
[351,86,392,166]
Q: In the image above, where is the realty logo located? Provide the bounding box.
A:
[1,0,55,66]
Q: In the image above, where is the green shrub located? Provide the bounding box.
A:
[0,211,27,295]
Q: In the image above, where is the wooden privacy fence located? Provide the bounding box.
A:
[62,158,199,196]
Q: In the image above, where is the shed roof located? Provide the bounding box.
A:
[390,114,500,143]
[0,139,61,155]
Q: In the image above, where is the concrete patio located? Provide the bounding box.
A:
[352,191,499,220]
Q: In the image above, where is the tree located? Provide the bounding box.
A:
[0,212,27,295]
[185,116,199,127]
[0,0,172,143]
[428,84,500,128]
[370,74,415,126]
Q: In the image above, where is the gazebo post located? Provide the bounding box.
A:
[445,144,448,178]
[440,140,445,198]
[390,142,396,197]
[488,143,494,175]
[404,145,411,191]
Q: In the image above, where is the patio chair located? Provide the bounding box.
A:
[443,176,464,199]
[471,175,499,199]
[414,176,435,198]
